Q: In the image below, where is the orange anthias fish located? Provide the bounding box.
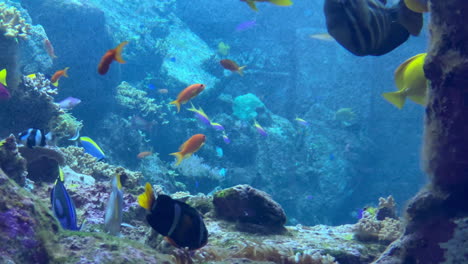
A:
[170,134,206,166]
[220,59,246,76]
[98,41,128,75]
[137,151,153,159]
[50,67,69,87]
[169,84,205,113]
[43,39,58,59]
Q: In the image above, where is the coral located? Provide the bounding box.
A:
[232,93,265,121]
[376,195,397,220]
[60,146,142,194]
[0,2,31,39]
[115,81,169,123]
[354,210,402,243]
[213,184,287,234]
[49,111,83,143]
[174,154,223,180]
[18,146,65,183]
[0,134,26,185]
[22,73,57,96]
[217,41,230,56]
[378,217,402,242]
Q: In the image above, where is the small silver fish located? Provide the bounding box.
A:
[104,173,123,236]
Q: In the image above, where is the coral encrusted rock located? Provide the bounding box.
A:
[213,184,287,233]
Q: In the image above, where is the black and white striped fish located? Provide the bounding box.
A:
[18,128,53,148]
[324,0,423,56]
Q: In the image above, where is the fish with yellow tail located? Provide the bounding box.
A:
[170,134,206,166]
[104,172,124,236]
[169,84,205,113]
[138,183,208,250]
[404,0,429,13]
[382,53,427,109]
[241,0,293,12]
[220,59,246,76]
[254,120,268,137]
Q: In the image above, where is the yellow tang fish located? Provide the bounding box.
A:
[382,53,427,109]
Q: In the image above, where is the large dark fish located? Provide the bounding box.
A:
[324,0,423,56]
[50,168,81,231]
[138,183,208,250]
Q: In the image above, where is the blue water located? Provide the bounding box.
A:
[0,0,428,226]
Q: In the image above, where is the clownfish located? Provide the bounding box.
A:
[98,41,128,75]
[138,183,208,250]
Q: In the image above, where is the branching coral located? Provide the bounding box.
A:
[115,81,168,122]
[0,2,31,39]
[377,195,397,220]
[174,155,222,180]
[22,73,57,96]
[49,111,82,143]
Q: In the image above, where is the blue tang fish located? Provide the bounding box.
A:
[104,172,124,236]
[80,136,106,161]
[50,167,81,230]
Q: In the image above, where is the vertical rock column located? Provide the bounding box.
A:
[374,1,468,263]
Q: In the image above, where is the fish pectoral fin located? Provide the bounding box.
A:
[246,0,258,11]
[269,0,293,6]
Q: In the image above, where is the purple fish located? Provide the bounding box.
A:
[0,83,10,100]
[194,112,211,126]
[235,20,257,32]
[58,97,81,110]
[222,133,231,144]
[210,122,225,131]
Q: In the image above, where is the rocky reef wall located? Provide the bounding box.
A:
[374,1,468,263]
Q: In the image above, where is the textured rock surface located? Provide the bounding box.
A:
[374,1,468,263]
[213,184,287,233]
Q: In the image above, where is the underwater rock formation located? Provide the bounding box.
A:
[213,184,287,234]
[374,1,468,263]
[0,135,27,186]
[19,146,65,183]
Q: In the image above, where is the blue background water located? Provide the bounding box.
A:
[11,0,428,226]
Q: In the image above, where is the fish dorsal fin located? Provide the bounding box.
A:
[138,183,155,210]
[0,69,7,86]
[394,53,426,91]
[269,0,293,6]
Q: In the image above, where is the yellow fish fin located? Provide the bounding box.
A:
[137,183,155,210]
[52,81,59,87]
[269,0,293,6]
[382,90,406,110]
[237,66,246,76]
[63,67,70,78]
[114,41,128,64]
[0,69,7,87]
[408,95,427,106]
[116,173,122,190]
[246,0,258,11]
[169,100,181,113]
[404,0,429,13]
[394,53,426,91]
[170,152,184,166]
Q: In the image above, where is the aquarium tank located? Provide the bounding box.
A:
[1,0,467,263]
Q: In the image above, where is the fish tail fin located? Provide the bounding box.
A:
[408,94,427,106]
[382,90,406,109]
[169,100,181,113]
[396,0,423,36]
[170,152,184,166]
[269,0,293,6]
[114,41,129,63]
[246,0,258,11]
[237,66,246,76]
[137,183,155,210]
[63,67,70,77]
[0,68,7,86]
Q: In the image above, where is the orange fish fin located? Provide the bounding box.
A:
[164,237,180,248]
[237,65,246,76]
[170,152,184,166]
[114,41,129,64]
[137,182,155,210]
[169,100,181,113]
[63,67,70,78]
